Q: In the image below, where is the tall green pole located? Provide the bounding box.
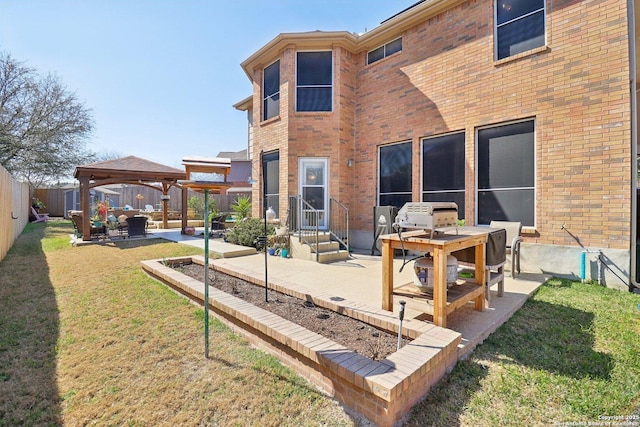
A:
[203,189,210,358]
[261,150,268,303]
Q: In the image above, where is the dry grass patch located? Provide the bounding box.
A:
[0,221,356,426]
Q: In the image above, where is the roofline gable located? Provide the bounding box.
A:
[239,0,465,81]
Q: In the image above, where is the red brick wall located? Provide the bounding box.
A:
[250,0,632,250]
[352,0,631,249]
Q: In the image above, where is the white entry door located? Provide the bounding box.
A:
[299,158,328,229]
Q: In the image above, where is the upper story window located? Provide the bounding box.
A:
[367,37,402,65]
[296,51,332,112]
[263,60,280,121]
[495,0,545,60]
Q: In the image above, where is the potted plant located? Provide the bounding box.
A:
[93,201,108,227]
[31,197,46,212]
[187,196,201,220]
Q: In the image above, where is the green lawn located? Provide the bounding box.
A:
[1,221,639,426]
[405,278,640,426]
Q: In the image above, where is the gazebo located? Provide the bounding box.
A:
[73,156,187,241]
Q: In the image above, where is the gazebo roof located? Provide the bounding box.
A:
[73,156,186,182]
[74,156,186,182]
[73,155,190,241]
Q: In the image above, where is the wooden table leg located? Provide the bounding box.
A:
[432,248,447,327]
[474,241,486,311]
[381,239,393,311]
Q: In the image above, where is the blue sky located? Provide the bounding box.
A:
[0,1,414,170]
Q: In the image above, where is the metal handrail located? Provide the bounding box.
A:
[288,195,349,262]
[289,195,320,262]
[329,197,349,252]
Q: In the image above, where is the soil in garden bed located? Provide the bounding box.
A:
[174,262,406,360]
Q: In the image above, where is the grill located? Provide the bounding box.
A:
[394,202,458,238]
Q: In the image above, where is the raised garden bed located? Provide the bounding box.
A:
[141,256,462,427]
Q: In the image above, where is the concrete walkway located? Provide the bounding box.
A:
[153,228,549,357]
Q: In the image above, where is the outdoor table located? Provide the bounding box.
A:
[381,229,488,328]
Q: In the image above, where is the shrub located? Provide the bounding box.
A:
[226,218,274,248]
[187,195,217,216]
[231,196,252,220]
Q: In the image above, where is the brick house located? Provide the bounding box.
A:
[234,0,639,290]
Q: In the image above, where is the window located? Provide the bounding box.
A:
[367,37,403,65]
[422,132,465,220]
[296,51,332,112]
[495,0,545,60]
[263,60,280,121]
[477,120,535,226]
[379,141,412,207]
[262,151,280,217]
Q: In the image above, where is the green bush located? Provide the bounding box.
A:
[187,195,217,216]
[231,195,252,220]
[226,218,274,248]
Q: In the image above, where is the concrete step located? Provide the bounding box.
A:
[294,231,332,243]
[317,249,351,263]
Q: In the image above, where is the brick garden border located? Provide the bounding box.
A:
[141,256,461,427]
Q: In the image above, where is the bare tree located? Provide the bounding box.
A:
[0,52,94,187]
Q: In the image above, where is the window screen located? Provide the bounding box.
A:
[477,120,535,225]
[263,61,280,121]
[422,132,465,219]
[379,141,412,208]
[296,51,332,112]
[495,0,545,60]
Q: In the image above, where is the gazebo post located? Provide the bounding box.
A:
[79,176,91,241]
[161,183,170,229]
[181,187,188,233]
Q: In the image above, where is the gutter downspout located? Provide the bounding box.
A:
[628,0,640,292]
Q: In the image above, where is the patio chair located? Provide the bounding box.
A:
[126,216,148,237]
[452,227,506,304]
[490,221,522,277]
[30,206,49,223]
[70,212,106,239]
[144,204,155,212]
[210,214,227,238]
[107,214,128,237]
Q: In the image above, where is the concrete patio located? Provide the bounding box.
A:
[152,227,548,359]
[137,227,550,425]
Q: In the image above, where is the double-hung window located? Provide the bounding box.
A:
[422,132,466,220]
[296,51,332,112]
[495,0,545,60]
[263,60,280,121]
[477,120,535,226]
[378,141,412,207]
[367,38,402,65]
[263,150,280,217]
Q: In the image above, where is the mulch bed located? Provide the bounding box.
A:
[174,262,406,360]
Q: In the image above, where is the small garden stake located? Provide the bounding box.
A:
[397,300,406,350]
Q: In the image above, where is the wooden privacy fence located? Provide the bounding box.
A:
[0,165,29,263]
[34,185,252,217]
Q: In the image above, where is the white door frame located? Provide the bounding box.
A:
[298,157,329,229]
